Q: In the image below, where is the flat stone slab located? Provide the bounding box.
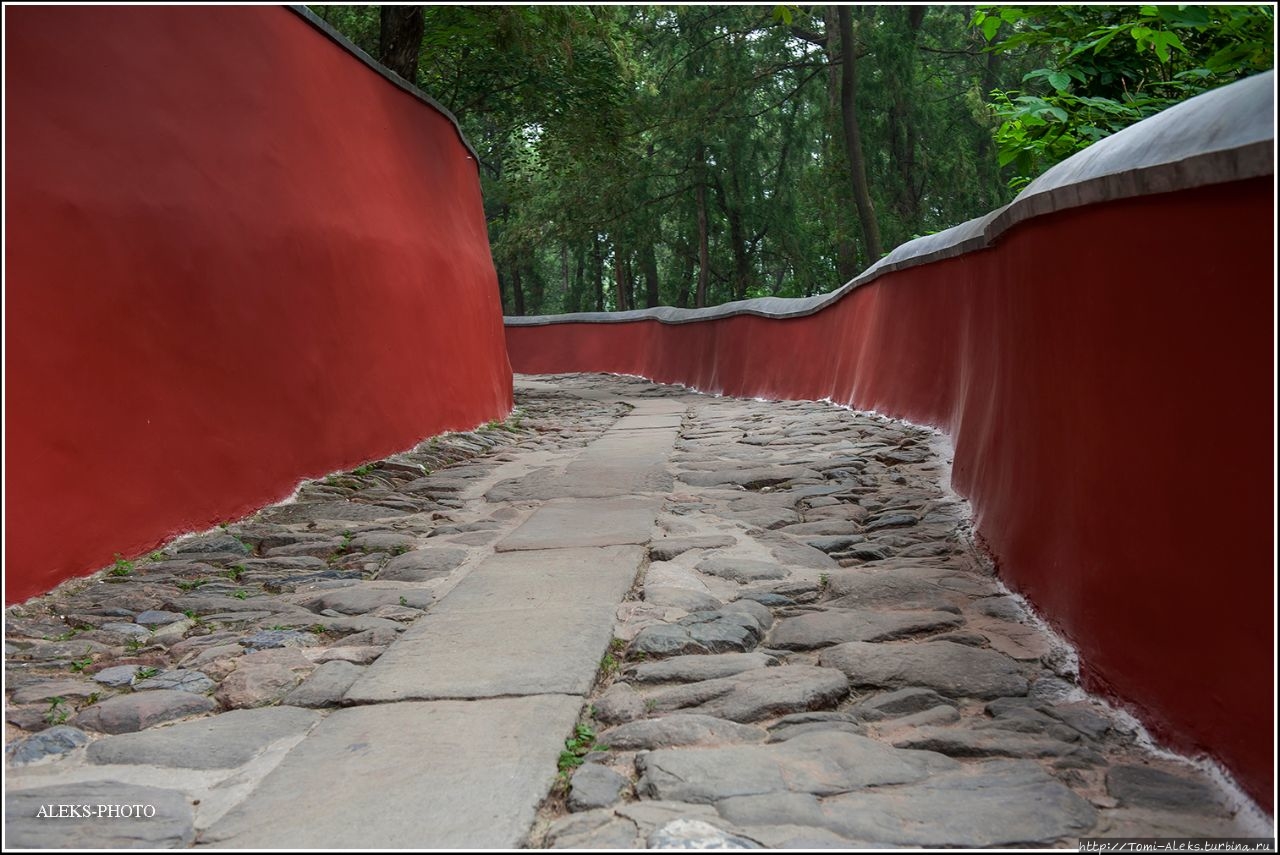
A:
[680,465,817,489]
[72,689,216,734]
[769,609,964,649]
[5,781,195,848]
[347,547,644,701]
[697,557,789,584]
[816,759,1098,846]
[826,564,994,611]
[649,535,737,561]
[892,725,1078,758]
[624,652,778,684]
[646,665,850,722]
[5,726,90,765]
[637,730,956,803]
[203,696,581,848]
[86,706,321,769]
[601,715,769,750]
[495,497,661,551]
[378,547,468,581]
[1106,764,1219,812]
[629,611,764,657]
[818,640,1028,699]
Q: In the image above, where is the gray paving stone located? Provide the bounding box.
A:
[593,682,646,724]
[347,546,642,701]
[769,608,963,649]
[649,535,737,561]
[648,819,763,848]
[303,586,433,615]
[5,726,90,765]
[133,668,216,693]
[892,725,1078,758]
[283,660,365,708]
[819,640,1028,699]
[86,707,321,769]
[600,715,768,750]
[8,678,100,704]
[624,652,778,684]
[568,763,630,812]
[73,690,215,734]
[680,465,817,489]
[629,611,764,657]
[135,609,187,626]
[202,697,581,848]
[855,687,957,720]
[215,664,303,709]
[644,586,722,611]
[637,730,956,802]
[495,497,661,551]
[4,781,195,848]
[646,665,850,722]
[766,711,866,741]
[696,557,789,584]
[1106,765,1220,812]
[91,664,144,687]
[378,546,468,581]
[818,759,1098,846]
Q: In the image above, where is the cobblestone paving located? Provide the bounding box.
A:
[3,374,1260,847]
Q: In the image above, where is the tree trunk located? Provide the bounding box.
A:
[822,7,857,281]
[510,266,526,316]
[592,236,604,311]
[836,5,883,265]
[613,243,629,312]
[642,243,660,308]
[694,146,711,308]
[379,6,424,83]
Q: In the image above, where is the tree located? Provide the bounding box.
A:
[379,6,423,83]
[974,5,1275,187]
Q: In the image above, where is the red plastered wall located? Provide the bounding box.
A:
[507,179,1274,806]
[5,6,512,603]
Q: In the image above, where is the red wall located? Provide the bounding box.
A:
[507,179,1274,807]
[5,7,512,603]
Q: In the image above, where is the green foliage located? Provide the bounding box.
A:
[109,554,133,577]
[136,666,159,680]
[69,657,93,673]
[557,723,604,778]
[974,5,1274,187]
[352,464,374,476]
[44,697,70,726]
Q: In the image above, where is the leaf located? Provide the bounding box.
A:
[982,16,1002,41]
[1047,71,1071,91]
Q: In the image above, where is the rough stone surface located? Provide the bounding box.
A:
[819,640,1029,699]
[133,668,216,693]
[648,819,763,849]
[630,611,763,657]
[625,653,777,684]
[378,547,468,581]
[1106,765,1219,812]
[568,763,630,812]
[696,557,789,584]
[769,608,963,649]
[638,730,956,802]
[818,760,1098,846]
[72,690,215,734]
[4,781,196,848]
[600,715,769,750]
[283,660,365,708]
[644,586,723,612]
[645,666,850,723]
[215,664,303,709]
[593,682,647,725]
[855,687,957,720]
[649,536,737,561]
[5,726,90,765]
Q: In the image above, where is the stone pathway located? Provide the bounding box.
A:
[3,374,1262,848]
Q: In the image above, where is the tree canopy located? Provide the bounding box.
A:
[313,4,1273,315]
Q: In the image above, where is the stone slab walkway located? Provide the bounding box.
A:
[3,374,1265,848]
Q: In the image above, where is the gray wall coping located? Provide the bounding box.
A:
[287,5,480,166]
[507,71,1273,327]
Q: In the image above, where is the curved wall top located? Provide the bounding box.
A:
[507,70,1274,327]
